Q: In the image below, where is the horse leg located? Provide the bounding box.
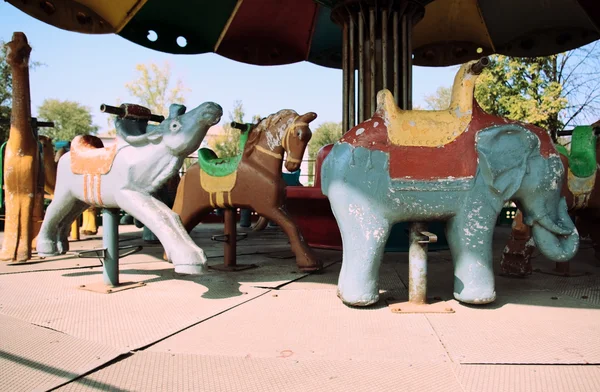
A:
[255,205,322,271]
[171,164,210,232]
[115,190,207,274]
[37,188,85,256]
[56,201,89,254]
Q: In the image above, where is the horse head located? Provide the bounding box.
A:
[247,110,317,172]
[282,112,316,172]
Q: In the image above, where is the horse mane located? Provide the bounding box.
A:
[244,109,298,156]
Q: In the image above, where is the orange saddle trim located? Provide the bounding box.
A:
[70,135,118,175]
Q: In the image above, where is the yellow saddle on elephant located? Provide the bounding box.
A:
[378,59,480,147]
[70,135,118,175]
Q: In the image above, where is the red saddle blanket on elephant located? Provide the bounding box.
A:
[339,103,555,180]
[70,135,118,175]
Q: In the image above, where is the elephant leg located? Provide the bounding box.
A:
[255,205,322,271]
[37,190,84,256]
[114,190,207,275]
[446,207,497,304]
[327,186,391,306]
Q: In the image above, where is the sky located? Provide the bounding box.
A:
[0,2,460,134]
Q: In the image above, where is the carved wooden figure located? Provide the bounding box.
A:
[502,124,600,275]
[172,110,322,271]
[0,32,41,262]
[37,102,223,275]
[321,58,579,306]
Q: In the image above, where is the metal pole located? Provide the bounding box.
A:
[102,208,120,286]
[358,10,365,122]
[342,22,349,132]
[224,208,237,266]
[369,7,376,116]
[392,10,399,105]
[407,8,414,110]
[382,8,388,90]
[349,13,356,129]
[400,13,409,109]
[408,222,427,304]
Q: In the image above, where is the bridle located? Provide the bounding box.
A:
[255,116,307,164]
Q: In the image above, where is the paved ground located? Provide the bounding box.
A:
[1,223,599,392]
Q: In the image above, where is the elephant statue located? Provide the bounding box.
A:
[37,102,223,275]
[502,122,600,275]
[321,58,579,306]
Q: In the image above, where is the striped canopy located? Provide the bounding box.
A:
[6,0,600,67]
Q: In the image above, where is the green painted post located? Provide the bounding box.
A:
[102,208,120,286]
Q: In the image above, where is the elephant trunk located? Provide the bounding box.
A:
[531,198,579,261]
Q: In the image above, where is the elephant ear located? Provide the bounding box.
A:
[477,125,540,200]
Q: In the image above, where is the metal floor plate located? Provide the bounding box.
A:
[0,314,123,392]
[149,288,448,363]
[426,292,600,364]
[56,351,464,392]
[454,364,600,392]
[0,262,271,351]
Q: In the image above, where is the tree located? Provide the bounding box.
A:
[0,41,10,144]
[424,86,452,110]
[125,61,189,117]
[307,122,342,184]
[209,100,262,158]
[475,43,600,141]
[37,99,99,141]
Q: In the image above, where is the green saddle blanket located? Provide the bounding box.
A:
[198,125,251,177]
[556,125,596,178]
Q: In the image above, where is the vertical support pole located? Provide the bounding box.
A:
[358,11,365,123]
[382,8,388,90]
[102,208,120,287]
[369,7,376,116]
[408,221,427,304]
[400,13,409,109]
[224,208,237,267]
[407,8,414,110]
[342,22,349,132]
[392,10,399,106]
[348,13,356,129]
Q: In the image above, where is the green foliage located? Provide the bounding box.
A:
[0,41,12,144]
[307,121,342,184]
[37,99,99,141]
[475,55,567,138]
[125,61,190,117]
[209,100,260,158]
[424,86,452,110]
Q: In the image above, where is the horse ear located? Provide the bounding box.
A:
[300,112,317,123]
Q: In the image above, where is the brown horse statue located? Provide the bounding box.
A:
[171,109,322,271]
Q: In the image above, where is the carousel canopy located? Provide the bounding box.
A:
[5,0,600,67]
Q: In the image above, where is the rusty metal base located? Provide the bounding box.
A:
[387,298,455,314]
[78,281,146,294]
[209,264,258,272]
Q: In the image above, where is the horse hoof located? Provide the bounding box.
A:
[57,241,69,255]
[174,264,206,275]
[337,289,380,307]
[296,259,323,272]
[37,240,59,257]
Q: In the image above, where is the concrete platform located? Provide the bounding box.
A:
[1,224,599,391]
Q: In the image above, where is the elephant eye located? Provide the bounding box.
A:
[170,120,182,132]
